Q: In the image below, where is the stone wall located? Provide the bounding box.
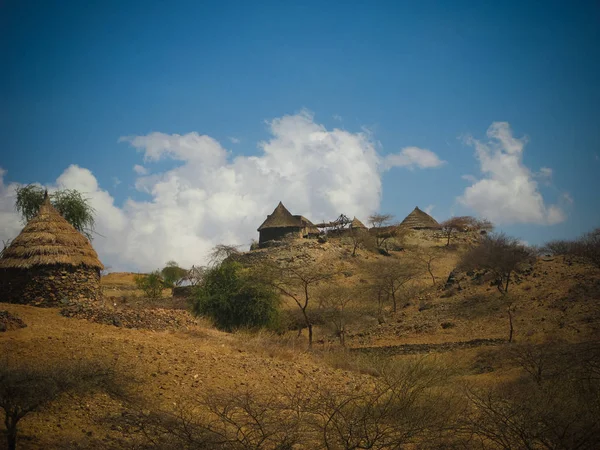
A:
[0,265,101,307]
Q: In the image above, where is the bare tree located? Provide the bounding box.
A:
[458,233,534,295]
[466,342,600,449]
[440,216,493,246]
[208,244,242,267]
[368,213,399,250]
[414,247,441,286]
[545,227,600,268]
[366,257,423,313]
[317,284,357,346]
[258,257,334,348]
[345,227,376,257]
[0,356,127,450]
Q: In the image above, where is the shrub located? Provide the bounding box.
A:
[192,261,280,332]
[134,271,165,299]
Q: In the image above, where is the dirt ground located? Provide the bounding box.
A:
[2,233,599,449]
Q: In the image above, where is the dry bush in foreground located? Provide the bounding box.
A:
[128,356,464,449]
[0,355,130,450]
[467,341,600,449]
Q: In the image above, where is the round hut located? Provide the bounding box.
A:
[0,193,104,306]
[350,217,368,230]
[399,207,441,230]
[257,202,304,246]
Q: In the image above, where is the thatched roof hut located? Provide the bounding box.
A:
[257,202,319,246]
[350,217,367,230]
[399,207,441,230]
[0,193,104,306]
[257,202,302,232]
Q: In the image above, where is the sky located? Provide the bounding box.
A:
[1,0,599,271]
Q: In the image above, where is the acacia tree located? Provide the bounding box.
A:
[367,257,423,313]
[317,284,357,346]
[458,233,534,295]
[346,227,376,257]
[440,216,493,246]
[459,233,534,342]
[15,185,96,240]
[368,213,399,250]
[259,257,334,348]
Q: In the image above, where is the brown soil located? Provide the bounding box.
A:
[2,232,599,448]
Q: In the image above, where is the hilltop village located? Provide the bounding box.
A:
[1,193,599,449]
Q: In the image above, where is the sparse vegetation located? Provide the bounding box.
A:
[545,227,600,268]
[440,216,493,246]
[193,260,280,332]
[260,256,334,348]
[459,233,534,294]
[160,261,188,288]
[0,356,127,450]
[134,270,165,299]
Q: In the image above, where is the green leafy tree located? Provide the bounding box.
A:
[15,185,96,240]
[134,271,165,299]
[160,261,188,288]
[193,260,280,332]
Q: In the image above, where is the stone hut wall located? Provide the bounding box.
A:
[258,227,303,246]
[0,265,101,307]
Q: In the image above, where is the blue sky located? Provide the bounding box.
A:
[1,1,599,270]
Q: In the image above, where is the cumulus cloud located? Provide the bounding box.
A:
[228,136,241,144]
[458,122,566,225]
[0,111,449,271]
[133,164,148,175]
[3,111,440,271]
[424,204,435,215]
[0,169,24,245]
[383,146,446,170]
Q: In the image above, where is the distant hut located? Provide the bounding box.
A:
[399,207,441,230]
[350,217,368,230]
[0,193,104,306]
[257,202,320,246]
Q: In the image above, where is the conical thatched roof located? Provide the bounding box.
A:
[0,193,104,270]
[257,202,303,231]
[350,217,367,229]
[399,207,440,230]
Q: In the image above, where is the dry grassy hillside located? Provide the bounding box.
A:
[2,230,599,449]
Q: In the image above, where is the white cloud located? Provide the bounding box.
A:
[561,192,574,204]
[424,204,435,215]
[538,167,553,179]
[383,146,446,170]
[2,111,412,271]
[112,177,121,188]
[133,164,148,175]
[0,169,24,246]
[458,122,565,225]
[228,137,241,144]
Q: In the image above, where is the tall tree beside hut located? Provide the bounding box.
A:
[15,185,96,240]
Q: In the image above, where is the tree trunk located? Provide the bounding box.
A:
[504,271,511,293]
[428,264,436,285]
[391,290,397,313]
[6,416,17,450]
[508,306,514,343]
[307,323,313,348]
